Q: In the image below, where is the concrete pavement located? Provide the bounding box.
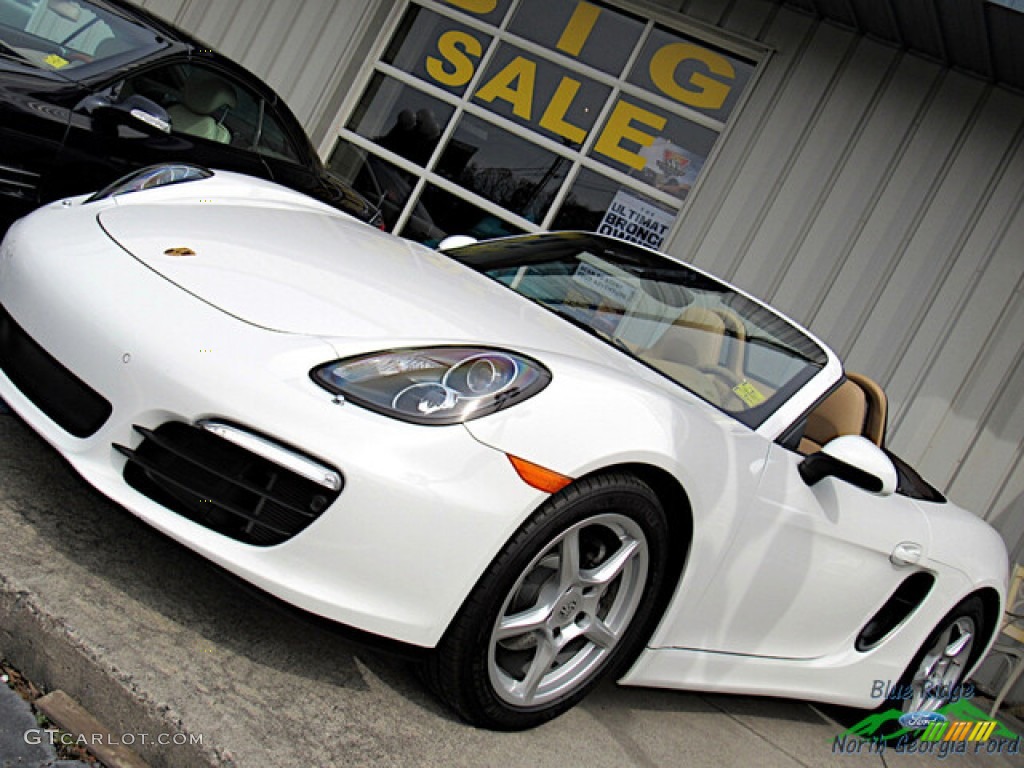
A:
[0,412,1021,768]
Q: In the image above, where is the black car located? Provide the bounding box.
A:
[0,0,379,229]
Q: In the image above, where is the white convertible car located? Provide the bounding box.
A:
[0,165,1008,729]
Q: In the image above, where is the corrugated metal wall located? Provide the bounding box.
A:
[138,0,1024,562]
[134,0,377,139]
[669,0,1024,562]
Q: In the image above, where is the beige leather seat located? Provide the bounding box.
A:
[798,372,888,454]
[848,371,888,447]
[649,307,745,370]
[168,76,237,144]
[649,306,727,368]
[645,306,747,406]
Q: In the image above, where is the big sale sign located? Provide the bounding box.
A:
[427,0,745,174]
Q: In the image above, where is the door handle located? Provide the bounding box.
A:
[890,541,923,567]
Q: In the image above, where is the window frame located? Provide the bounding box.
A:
[324,0,767,243]
[113,58,311,167]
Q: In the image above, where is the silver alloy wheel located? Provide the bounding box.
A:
[905,615,976,712]
[487,512,649,708]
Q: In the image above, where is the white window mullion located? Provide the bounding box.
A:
[330,0,759,246]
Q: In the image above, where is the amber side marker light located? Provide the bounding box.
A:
[507,455,573,494]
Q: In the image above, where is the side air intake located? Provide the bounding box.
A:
[856,571,935,652]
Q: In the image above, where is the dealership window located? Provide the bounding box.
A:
[327,0,756,248]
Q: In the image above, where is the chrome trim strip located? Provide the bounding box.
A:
[197,420,342,491]
[0,164,40,198]
[0,163,40,179]
[0,179,37,191]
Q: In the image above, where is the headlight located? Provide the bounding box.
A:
[311,347,551,425]
[86,163,212,202]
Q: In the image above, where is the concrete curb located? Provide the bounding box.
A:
[0,576,220,768]
[37,690,154,768]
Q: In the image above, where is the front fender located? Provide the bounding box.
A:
[465,350,742,486]
[464,351,774,620]
[918,499,1010,595]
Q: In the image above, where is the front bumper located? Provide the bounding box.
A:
[0,204,545,648]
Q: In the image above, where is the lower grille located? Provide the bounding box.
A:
[0,303,112,437]
[116,422,343,546]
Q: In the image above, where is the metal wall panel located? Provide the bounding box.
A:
[136,0,377,133]
[672,0,1024,562]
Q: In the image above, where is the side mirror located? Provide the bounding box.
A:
[81,94,171,136]
[798,435,898,496]
[437,235,478,251]
[119,95,172,134]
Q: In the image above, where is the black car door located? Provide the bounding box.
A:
[0,56,74,224]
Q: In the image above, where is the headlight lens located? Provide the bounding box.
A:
[86,163,212,202]
[311,347,551,425]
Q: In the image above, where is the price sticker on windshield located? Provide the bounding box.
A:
[733,380,766,407]
[44,54,70,69]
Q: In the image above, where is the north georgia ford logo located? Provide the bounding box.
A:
[898,711,947,730]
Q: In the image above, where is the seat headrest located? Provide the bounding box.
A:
[804,379,868,447]
[181,77,237,115]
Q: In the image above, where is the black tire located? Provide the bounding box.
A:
[890,596,986,714]
[423,472,670,730]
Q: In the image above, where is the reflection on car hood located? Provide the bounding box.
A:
[96,202,607,357]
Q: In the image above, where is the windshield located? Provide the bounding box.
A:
[446,233,828,428]
[0,0,164,74]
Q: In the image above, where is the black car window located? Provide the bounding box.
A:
[254,104,302,163]
[124,63,250,147]
[0,0,162,71]
[121,62,299,162]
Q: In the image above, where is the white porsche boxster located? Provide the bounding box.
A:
[0,164,1008,730]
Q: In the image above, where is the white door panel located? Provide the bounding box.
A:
[670,444,930,658]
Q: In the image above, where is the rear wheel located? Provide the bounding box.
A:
[424,472,669,730]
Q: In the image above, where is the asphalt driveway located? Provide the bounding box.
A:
[0,412,1020,768]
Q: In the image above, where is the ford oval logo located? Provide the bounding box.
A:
[899,711,947,729]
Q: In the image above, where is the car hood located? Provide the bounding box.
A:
[96,202,608,358]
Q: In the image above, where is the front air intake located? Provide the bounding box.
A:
[116,422,342,546]
[0,303,111,437]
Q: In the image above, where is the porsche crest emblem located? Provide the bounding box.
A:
[163,247,196,257]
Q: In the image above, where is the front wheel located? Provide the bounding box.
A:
[423,473,670,730]
[898,597,985,713]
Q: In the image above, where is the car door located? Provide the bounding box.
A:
[57,60,272,194]
[0,57,73,223]
[676,441,931,659]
